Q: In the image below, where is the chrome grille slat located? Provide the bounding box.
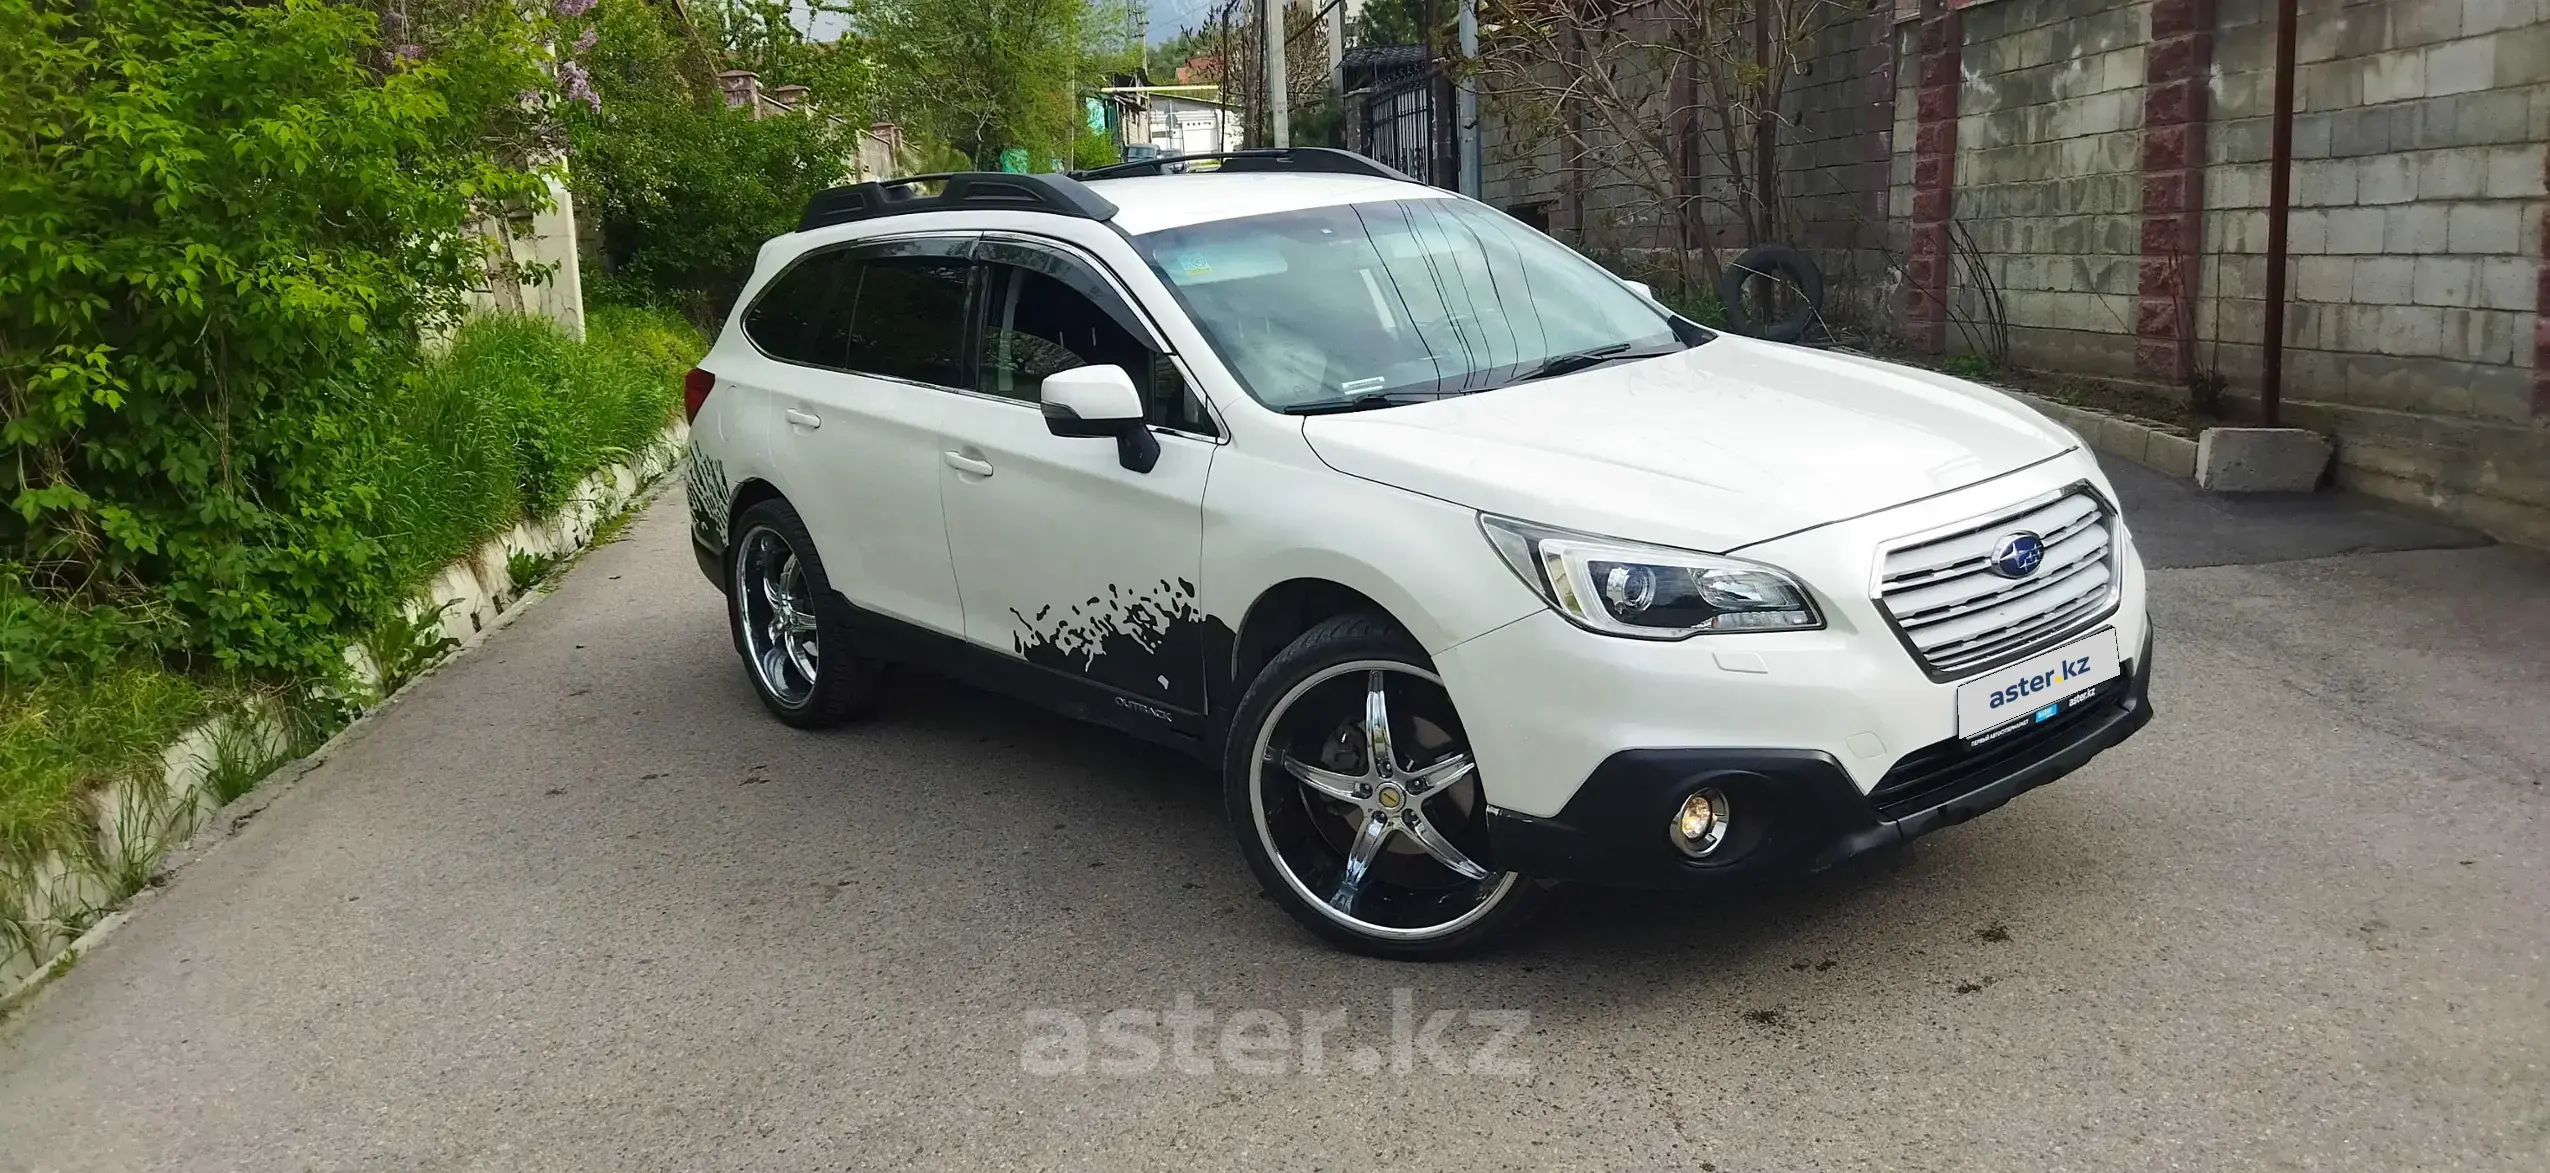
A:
[1880,495,2098,586]
[1876,488,2119,677]
[1908,561,2111,652]
[1887,525,2109,621]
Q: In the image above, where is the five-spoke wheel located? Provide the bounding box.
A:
[1226,615,1543,957]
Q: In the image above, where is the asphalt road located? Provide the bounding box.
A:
[3,462,2544,1172]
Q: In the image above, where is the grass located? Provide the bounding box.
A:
[0,666,216,864]
[0,305,705,975]
[370,307,699,585]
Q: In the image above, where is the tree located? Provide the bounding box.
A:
[1352,0,1428,47]
[564,0,868,320]
[864,0,1137,170]
[1477,0,1857,289]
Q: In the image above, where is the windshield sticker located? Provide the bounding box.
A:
[1339,376,1386,393]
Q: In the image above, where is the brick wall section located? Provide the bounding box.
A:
[1948,0,2152,375]
[2135,0,2216,380]
[1906,3,1964,353]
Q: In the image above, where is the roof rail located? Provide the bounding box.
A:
[1071,147,1415,183]
[797,172,1119,232]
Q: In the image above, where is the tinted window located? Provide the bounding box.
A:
[977,263,1215,434]
[743,251,855,365]
[843,256,971,386]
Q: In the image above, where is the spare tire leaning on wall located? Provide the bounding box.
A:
[1715,245,1825,343]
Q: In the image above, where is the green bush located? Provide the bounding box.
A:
[1,0,560,682]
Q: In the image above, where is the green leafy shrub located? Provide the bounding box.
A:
[1,0,560,682]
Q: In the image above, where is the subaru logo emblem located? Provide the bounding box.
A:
[1990,531,2046,579]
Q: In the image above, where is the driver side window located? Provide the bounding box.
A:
[976,259,1217,436]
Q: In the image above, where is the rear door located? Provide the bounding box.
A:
[751,235,975,635]
[935,236,1222,717]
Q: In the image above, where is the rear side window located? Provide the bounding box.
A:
[844,256,971,387]
[743,251,855,365]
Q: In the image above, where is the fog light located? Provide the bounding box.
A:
[1669,788,1730,857]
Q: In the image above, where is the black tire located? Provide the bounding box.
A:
[726,498,886,728]
[1222,612,1546,959]
[1715,244,1825,343]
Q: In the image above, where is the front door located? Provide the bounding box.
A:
[937,239,1220,715]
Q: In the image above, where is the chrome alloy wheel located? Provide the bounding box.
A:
[734,525,821,708]
[1248,660,1519,942]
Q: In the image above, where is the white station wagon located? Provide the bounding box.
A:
[682,149,2153,957]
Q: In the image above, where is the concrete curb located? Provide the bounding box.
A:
[2002,390,2199,480]
[0,431,689,1009]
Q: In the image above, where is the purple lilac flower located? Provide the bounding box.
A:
[574,25,598,53]
[392,43,423,63]
[554,0,596,18]
[559,60,600,112]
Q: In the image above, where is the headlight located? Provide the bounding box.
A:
[1480,515,1823,640]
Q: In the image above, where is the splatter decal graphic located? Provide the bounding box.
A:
[684,445,733,550]
[1011,578,1227,713]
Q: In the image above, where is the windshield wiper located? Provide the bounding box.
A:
[1519,342,1684,382]
[1280,391,1450,415]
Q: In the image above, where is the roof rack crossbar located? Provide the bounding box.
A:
[797,171,1119,232]
[1070,147,1414,184]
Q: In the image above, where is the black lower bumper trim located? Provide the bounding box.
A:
[1487,631,2156,889]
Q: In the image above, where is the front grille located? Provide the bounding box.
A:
[1876,488,2118,677]
[1868,677,2127,820]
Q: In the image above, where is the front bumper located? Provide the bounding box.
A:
[1482,630,2154,888]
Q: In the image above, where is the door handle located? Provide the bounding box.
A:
[942,451,995,477]
[784,408,822,429]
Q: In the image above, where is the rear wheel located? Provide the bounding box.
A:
[1224,613,1544,958]
[727,499,885,728]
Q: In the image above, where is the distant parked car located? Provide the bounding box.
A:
[681,149,2154,957]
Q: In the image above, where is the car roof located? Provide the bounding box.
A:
[1083,172,1456,236]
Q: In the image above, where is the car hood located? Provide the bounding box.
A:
[1299,336,2076,553]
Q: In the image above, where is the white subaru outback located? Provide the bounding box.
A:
[682,149,2153,958]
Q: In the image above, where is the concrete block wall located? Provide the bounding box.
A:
[1949,0,2155,376]
[2196,0,2542,423]
[2195,0,2549,542]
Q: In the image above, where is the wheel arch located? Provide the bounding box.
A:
[696,477,788,593]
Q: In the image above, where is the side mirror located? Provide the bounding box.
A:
[1621,279,1656,303]
[1041,364,1160,473]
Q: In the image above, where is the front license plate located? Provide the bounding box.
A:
[1955,629,2121,741]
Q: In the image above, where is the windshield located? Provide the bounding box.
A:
[1135,198,1694,411]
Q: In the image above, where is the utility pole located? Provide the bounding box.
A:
[1264,0,1290,147]
[1457,0,1479,197]
[1327,0,1347,144]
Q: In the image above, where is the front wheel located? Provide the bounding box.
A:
[1223,613,1545,959]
